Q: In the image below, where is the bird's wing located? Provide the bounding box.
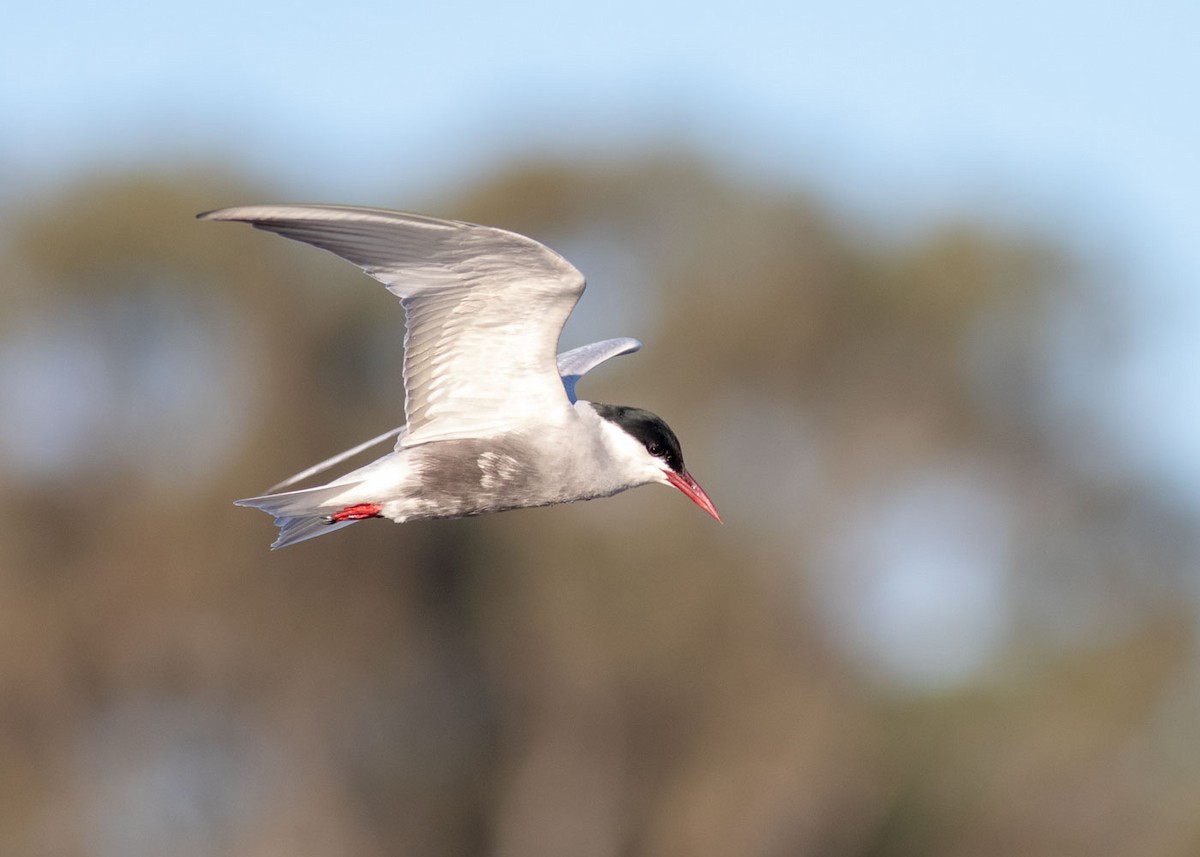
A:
[264,425,406,493]
[259,338,642,492]
[556,337,642,403]
[200,205,585,446]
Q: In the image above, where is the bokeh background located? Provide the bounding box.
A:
[3,1,1198,855]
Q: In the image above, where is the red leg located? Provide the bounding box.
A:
[325,503,383,523]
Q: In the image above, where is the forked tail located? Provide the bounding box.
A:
[235,482,366,550]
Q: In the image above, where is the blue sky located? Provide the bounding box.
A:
[4,0,1198,497]
[6,0,1196,210]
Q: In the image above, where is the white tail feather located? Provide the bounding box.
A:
[235,482,367,549]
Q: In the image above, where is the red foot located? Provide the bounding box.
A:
[326,503,383,522]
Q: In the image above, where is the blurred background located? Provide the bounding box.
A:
[2,1,1198,854]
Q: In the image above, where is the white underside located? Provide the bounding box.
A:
[236,400,670,547]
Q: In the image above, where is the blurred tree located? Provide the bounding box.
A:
[0,155,1194,857]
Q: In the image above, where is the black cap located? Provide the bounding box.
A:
[591,403,686,474]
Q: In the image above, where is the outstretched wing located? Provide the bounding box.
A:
[200,204,585,445]
[556,337,642,402]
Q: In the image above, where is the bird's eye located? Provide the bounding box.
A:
[647,443,663,458]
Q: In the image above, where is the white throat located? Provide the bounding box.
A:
[575,400,670,494]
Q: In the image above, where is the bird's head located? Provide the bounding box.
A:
[591,403,721,522]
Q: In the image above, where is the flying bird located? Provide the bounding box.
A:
[200,205,720,548]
